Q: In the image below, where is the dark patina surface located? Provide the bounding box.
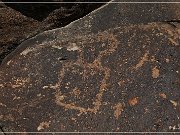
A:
[0,0,180,133]
[0,0,108,64]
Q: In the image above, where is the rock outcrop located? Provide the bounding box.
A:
[0,1,41,63]
[0,0,180,133]
[0,0,108,63]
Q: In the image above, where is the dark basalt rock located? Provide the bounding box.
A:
[3,0,109,21]
[0,0,180,133]
[0,1,41,64]
[0,0,108,63]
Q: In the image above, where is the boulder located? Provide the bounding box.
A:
[0,0,108,63]
[0,1,41,63]
[0,0,180,133]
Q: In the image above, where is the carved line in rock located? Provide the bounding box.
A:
[53,23,180,116]
[1,23,179,120]
[54,31,119,116]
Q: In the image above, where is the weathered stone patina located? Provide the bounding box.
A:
[0,0,180,133]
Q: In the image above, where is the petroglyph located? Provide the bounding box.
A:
[160,24,180,46]
[0,22,179,132]
[113,103,124,119]
[55,31,118,115]
[134,52,149,69]
[152,66,160,78]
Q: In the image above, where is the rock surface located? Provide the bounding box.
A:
[0,0,180,133]
[0,1,41,64]
[0,0,108,63]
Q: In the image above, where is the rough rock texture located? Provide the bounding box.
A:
[0,0,180,133]
[0,1,41,64]
[0,0,108,63]
[3,0,109,20]
[3,0,109,29]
